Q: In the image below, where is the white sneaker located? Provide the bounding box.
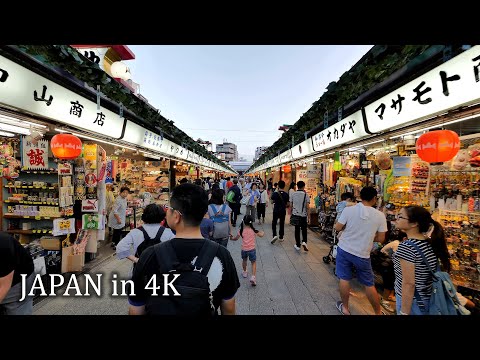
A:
[271,236,278,244]
[294,245,300,251]
[242,270,248,278]
[279,237,284,242]
[302,242,309,251]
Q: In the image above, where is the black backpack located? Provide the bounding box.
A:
[135,226,166,258]
[145,239,219,316]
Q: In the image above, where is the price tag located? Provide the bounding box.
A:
[24,216,30,219]
[44,217,50,220]
[32,230,37,233]
[35,215,41,220]
[42,186,46,189]
[43,230,47,233]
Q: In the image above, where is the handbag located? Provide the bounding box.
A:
[240,194,251,205]
[290,192,307,226]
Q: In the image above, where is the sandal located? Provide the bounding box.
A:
[336,301,348,315]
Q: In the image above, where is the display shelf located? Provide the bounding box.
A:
[6,229,53,234]
[20,170,58,174]
[4,185,57,190]
[4,214,61,220]
[4,200,59,206]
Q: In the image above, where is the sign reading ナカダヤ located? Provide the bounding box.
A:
[312,110,368,152]
[364,46,480,133]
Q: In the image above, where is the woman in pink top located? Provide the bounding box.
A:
[232,215,264,286]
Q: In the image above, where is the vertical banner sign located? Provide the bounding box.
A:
[21,136,49,170]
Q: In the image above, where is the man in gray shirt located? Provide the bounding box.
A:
[290,181,310,251]
[108,186,131,249]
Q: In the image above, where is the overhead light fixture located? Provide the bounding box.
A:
[0,123,30,135]
[390,113,480,139]
[0,114,48,129]
[54,128,137,151]
[0,131,14,137]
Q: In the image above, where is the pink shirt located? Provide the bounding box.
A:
[237,227,256,251]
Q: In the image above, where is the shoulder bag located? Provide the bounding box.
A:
[290,192,306,226]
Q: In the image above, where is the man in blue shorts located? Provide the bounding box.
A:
[333,187,387,315]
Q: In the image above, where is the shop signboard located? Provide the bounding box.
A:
[21,137,49,170]
[292,138,314,160]
[312,110,369,152]
[279,149,293,165]
[0,55,124,138]
[364,45,480,133]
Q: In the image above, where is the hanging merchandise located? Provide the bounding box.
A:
[52,218,76,236]
[83,144,97,163]
[375,151,392,170]
[50,134,82,160]
[82,214,102,230]
[416,130,460,163]
[333,151,342,171]
[81,199,99,212]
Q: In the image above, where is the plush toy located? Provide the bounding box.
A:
[451,149,470,170]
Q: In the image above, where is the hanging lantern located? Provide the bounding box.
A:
[333,151,342,171]
[51,134,82,160]
[416,130,460,163]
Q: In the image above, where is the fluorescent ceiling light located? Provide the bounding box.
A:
[0,123,30,135]
[391,114,479,139]
[55,128,137,150]
[0,131,15,137]
[0,114,48,129]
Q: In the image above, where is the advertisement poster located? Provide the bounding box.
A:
[393,156,412,177]
[21,137,49,170]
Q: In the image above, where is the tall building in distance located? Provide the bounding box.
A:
[254,146,268,161]
[216,141,238,162]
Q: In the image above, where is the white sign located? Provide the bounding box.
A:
[292,138,314,159]
[312,110,368,152]
[364,46,480,133]
[0,55,125,138]
[22,137,49,170]
[121,120,229,172]
[82,199,99,212]
[279,149,293,163]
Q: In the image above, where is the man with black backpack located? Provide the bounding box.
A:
[128,183,240,316]
[116,204,175,277]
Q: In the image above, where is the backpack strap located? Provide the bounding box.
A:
[221,204,227,215]
[154,241,179,273]
[153,226,166,242]
[192,240,220,276]
[209,204,217,216]
[137,226,150,242]
[403,240,437,312]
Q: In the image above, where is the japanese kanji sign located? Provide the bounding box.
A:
[0,55,124,138]
[364,46,480,133]
[312,110,369,152]
[21,137,49,170]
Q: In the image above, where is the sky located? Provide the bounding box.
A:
[127,45,373,161]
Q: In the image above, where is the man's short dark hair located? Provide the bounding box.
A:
[120,186,131,193]
[170,183,208,227]
[296,181,305,189]
[233,179,238,184]
[179,178,188,184]
[360,186,378,202]
[141,204,166,224]
[194,179,202,186]
[341,192,355,201]
[278,180,286,189]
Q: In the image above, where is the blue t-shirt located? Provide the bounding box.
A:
[200,218,214,240]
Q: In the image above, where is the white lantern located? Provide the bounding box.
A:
[110,61,132,80]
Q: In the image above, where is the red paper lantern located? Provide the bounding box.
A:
[416,130,460,163]
[50,134,82,160]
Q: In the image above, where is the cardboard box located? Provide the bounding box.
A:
[40,238,61,250]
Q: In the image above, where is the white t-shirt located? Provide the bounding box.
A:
[337,203,388,259]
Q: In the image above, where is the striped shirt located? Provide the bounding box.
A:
[393,239,437,309]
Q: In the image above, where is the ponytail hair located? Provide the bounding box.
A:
[240,214,259,238]
[404,206,450,272]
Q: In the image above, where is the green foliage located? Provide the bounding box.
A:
[251,45,432,170]
[13,45,232,171]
